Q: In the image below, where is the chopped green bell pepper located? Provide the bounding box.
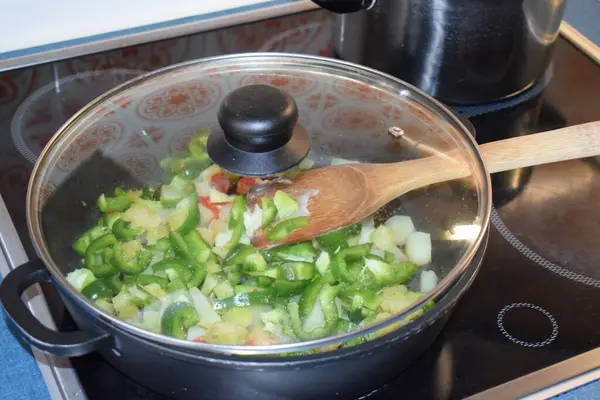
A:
[84,233,120,277]
[141,184,161,201]
[160,302,199,339]
[267,242,317,263]
[102,274,124,296]
[393,261,418,284]
[272,280,310,298]
[331,244,371,283]
[188,262,207,288]
[261,197,277,228]
[255,276,274,288]
[273,190,299,219]
[127,284,157,307]
[81,279,113,301]
[316,224,360,252]
[298,278,326,318]
[167,194,200,235]
[102,212,122,230]
[181,155,212,179]
[97,194,131,213]
[112,242,152,275]
[223,196,246,249]
[188,130,209,157]
[279,262,315,281]
[151,258,192,282]
[160,175,195,208]
[266,217,308,242]
[288,284,339,341]
[72,225,110,256]
[125,274,169,290]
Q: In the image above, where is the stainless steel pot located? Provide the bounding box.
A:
[312,0,566,104]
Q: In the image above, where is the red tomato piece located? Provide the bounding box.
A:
[210,172,231,193]
[236,177,261,195]
[198,196,220,219]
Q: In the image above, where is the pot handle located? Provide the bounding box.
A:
[0,259,111,357]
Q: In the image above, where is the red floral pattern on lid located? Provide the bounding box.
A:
[323,106,386,132]
[333,79,391,103]
[137,81,221,120]
[205,66,243,78]
[404,102,436,123]
[380,104,404,122]
[117,153,157,179]
[38,182,57,208]
[240,74,317,96]
[56,121,123,172]
[304,93,339,111]
[128,127,165,148]
[94,95,133,116]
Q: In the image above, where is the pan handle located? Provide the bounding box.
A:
[0,259,111,357]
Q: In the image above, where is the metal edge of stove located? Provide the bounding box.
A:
[0,194,86,400]
[560,21,600,66]
[464,347,600,400]
[464,24,600,400]
[0,1,320,73]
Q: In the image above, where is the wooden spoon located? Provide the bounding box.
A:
[250,121,600,249]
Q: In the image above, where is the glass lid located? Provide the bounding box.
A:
[28,53,490,354]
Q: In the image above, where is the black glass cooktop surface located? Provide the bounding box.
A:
[1,9,599,400]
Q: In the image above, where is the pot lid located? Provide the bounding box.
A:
[28,53,491,354]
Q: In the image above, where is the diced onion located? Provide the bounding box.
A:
[214,229,233,248]
[303,300,325,332]
[386,245,409,262]
[384,215,416,245]
[209,188,236,204]
[369,248,385,259]
[186,325,207,341]
[373,225,395,251]
[419,270,439,293]
[405,231,432,266]
[243,205,263,238]
[358,218,375,245]
[189,287,222,328]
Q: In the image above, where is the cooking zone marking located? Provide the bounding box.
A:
[497,303,558,348]
[491,207,600,288]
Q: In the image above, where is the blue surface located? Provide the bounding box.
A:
[0,276,50,400]
[554,380,600,400]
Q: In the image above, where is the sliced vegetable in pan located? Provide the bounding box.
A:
[67,128,437,351]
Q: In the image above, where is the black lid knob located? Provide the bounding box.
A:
[218,84,298,153]
[206,84,310,177]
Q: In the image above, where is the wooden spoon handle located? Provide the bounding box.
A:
[480,121,600,173]
[369,121,600,201]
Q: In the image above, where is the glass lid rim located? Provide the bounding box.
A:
[26,52,493,355]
